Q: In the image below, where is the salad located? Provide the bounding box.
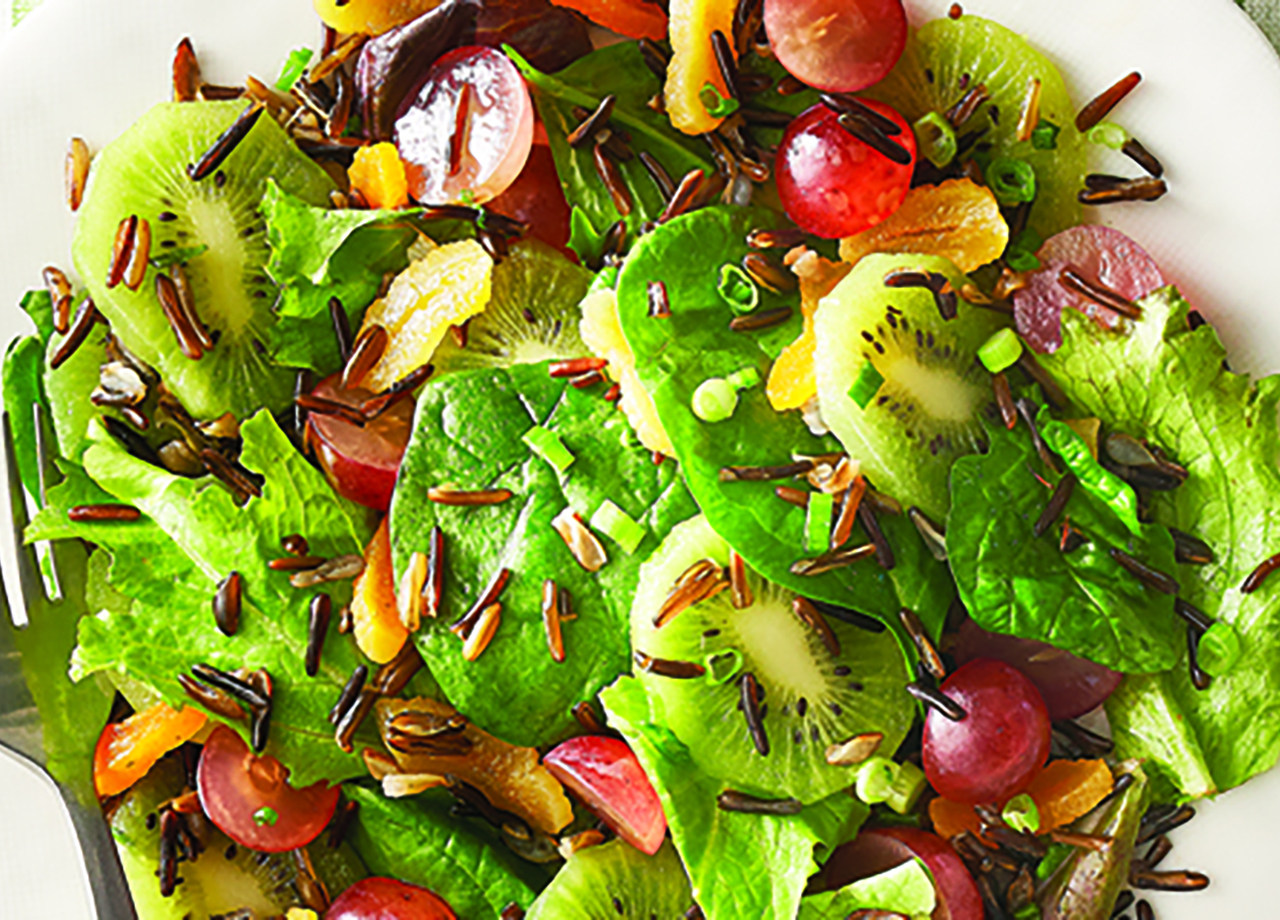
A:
[4,0,1277,917]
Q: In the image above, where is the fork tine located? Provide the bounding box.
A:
[33,403,64,601]
[2,412,44,621]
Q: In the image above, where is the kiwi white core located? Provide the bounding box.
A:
[875,354,980,422]
[729,592,830,702]
[186,198,255,337]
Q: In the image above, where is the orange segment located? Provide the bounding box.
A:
[665,0,736,135]
[766,249,851,411]
[548,0,667,40]
[93,703,208,797]
[929,795,982,842]
[838,178,1008,271]
[348,143,410,210]
[1026,758,1114,833]
[313,0,442,35]
[359,238,492,392]
[352,517,410,664]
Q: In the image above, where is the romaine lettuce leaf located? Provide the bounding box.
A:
[613,205,955,642]
[1041,287,1280,793]
[389,362,696,748]
[947,411,1181,673]
[58,411,377,786]
[601,676,866,920]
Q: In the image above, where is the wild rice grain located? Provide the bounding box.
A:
[329,664,368,725]
[451,567,512,638]
[106,215,139,290]
[793,598,840,656]
[1034,473,1076,538]
[1078,176,1167,205]
[900,607,945,680]
[593,142,633,216]
[790,543,877,576]
[268,555,324,572]
[188,102,265,181]
[1059,268,1142,319]
[550,357,609,378]
[719,459,814,482]
[820,93,903,135]
[738,672,770,755]
[1015,77,1042,142]
[281,534,309,556]
[1136,900,1155,920]
[335,689,378,753]
[552,508,609,572]
[461,602,502,662]
[659,169,705,223]
[1015,352,1068,409]
[1111,548,1179,595]
[567,94,617,147]
[43,267,73,335]
[1169,528,1213,566]
[647,280,671,318]
[427,486,513,506]
[295,392,366,427]
[716,790,802,815]
[158,810,180,897]
[306,594,332,677]
[906,680,966,721]
[635,650,707,680]
[291,553,365,589]
[742,253,796,292]
[177,673,245,720]
[1174,597,1214,633]
[66,138,91,212]
[123,218,152,292]
[423,526,445,619]
[342,323,388,390]
[1076,71,1142,132]
[1122,136,1164,178]
[213,571,242,636]
[1187,624,1212,690]
[729,306,793,332]
[729,550,753,609]
[656,559,728,627]
[710,30,741,100]
[746,226,806,250]
[327,799,359,851]
[945,83,990,128]
[573,701,605,733]
[1241,552,1280,593]
[825,732,883,766]
[638,150,677,199]
[542,580,566,663]
[1129,870,1209,892]
[191,663,268,710]
[155,272,205,361]
[68,504,141,522]
[993,372,1018,429]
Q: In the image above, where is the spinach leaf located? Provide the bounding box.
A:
[601,676,866,920]
[1039,287,1280,794]
[389,363,696,747]
[261,182,421,373]
[511,44,713,249]
[613,205,955,639]
[947,412,1181,673]
[64,412,377,786]
[344,784,549,917]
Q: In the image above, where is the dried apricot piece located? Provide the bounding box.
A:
[359,238,493,391]
[665,0,737,135]
[765,249,850,411]
[313,0,441,36]
[348,142,410,210]
[1026,757,1113,833]
[549,0,667,40]
[94,702,208,797]
[351,517,410,664]
[838,178,1008,271]
[928,795,983,842]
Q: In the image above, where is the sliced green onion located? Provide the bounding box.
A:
[458,188,478,207]
[726,366,761,391]
[1035,843,1074,880]
[883,759,926,815]
[1030,120,1060,151]
[1087,121,1128,150]
[253,806,279,827]
[590,500,646,554]
[699,83,739,119]
[805,492,834,554]
[854,756,898,804]
[1002,793,1041,833]
[913,111,957,169]
[692,377,738,422]
[148,243,209,270]
[705,649,743,684]
[978,328,1024,374]
[522,425,575,472]
[986,157,1037,205]
[1013,905,1041,920]
[847,361,885,410]
[1012,227,1044,254]
[1005,248,1042,272]
[1198,621,1242,675]
[276,48,314,92]
[718,264,760,314]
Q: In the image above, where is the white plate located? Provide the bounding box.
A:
[0,0,1278,916]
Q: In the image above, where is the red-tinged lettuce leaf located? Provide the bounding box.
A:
[61,411,378,787]
[1041,286,1280,795]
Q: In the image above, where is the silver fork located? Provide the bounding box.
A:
[0,407,136,919]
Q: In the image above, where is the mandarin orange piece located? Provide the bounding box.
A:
[765,248,851,411]
[928,795,983,842]
[838,178,1008,271]
[548,0,667,40]
[314,0,442,36]
[665,0,737,135]
[348,143,411,211]
[351,517,411,664]
[93,703,208,797]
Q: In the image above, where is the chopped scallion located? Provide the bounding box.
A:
[847,361,886,410]
[726,366,761,391]
[705,648,743,684]
[523,425,575,472]
[590,500,646,554]
[805,492,834,554]
[276,48,314,92]
[883,759,926,814]
[1087,121,1128,150]
[854,756,898,804]
[1198,621,1242,675]
[1005,248,1042,272]
[692,377,738,422]
[978,328,1024,374]
[717,264,760,314]
[253,806,279,827]
[699,83,739,119]
[913,111,957,169]
[1002,793,1041,833]
[1030,120,1060,150]
[986,156,1037,205]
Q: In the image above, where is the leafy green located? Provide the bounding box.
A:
[62,411,376,786]
[1038,287,1280,793]
[947,412,1181,673]
[19,288,56,346]
[511,44,713,251]
[527,838,690,920]
[260,182,421,372]
[344,784,549,917]
[389,363,696,747]
[601,676,866,920]
[3,334,49,506]
[798,860,936,920]
[614,205,955,641]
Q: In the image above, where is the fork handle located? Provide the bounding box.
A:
[59,784,138,920]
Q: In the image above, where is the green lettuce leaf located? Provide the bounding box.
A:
[63,411,376,786]
[510,43,712,252]
[344,783,549,917]
[948,411,1180,673]
[601,676,866,920]
[614,204,955,642]
[798,859,936,920]
[261,182,421,372]
[1039,287,1280,793]
[389,363,696,747]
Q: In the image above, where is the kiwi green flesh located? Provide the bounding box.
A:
[429,237,591,374]
[814,252,1007,521]
[525,839,692,920]
[110,755,365,918]
[630,516,913,804]
[72,101,334,420]
[865,15,1088,242]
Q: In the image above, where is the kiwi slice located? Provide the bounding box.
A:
[813,252,1006,521]
[526,839,692,920]
[429,237,591,373]
[630,516,913,804]
[72,101,334,420]
[865,14,1087,241]
[110,756,365,918]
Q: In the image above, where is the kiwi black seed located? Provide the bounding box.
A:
[525,839,692,920]
[72,101,335,420]
[429,238,592,375]
[630,516,913,804]
[814,252,1008,521]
